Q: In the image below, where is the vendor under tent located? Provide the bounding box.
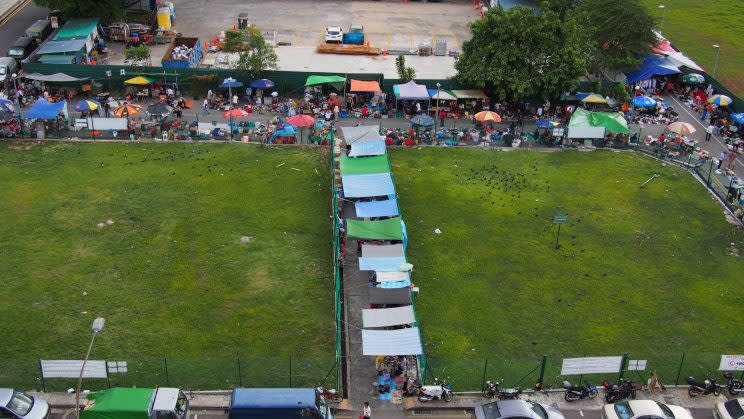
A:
[22,98,67,119]
[362,243,405,258]
[349,79,381,93]
[368,287,412,305]
[625,54,681,83]
[23,72,89,82]
[340,154,390,176]
[393,81,429,100]
[568,108,629,138]
[342,173,396,198]
[451,89,487,99]
[362,305,416,328]
[427,89,456,101]
[362,327,423,356]
[347,217,404,240]
[355,199,399,218]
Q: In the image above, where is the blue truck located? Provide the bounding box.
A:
[342,24,364,45]
[229,388,334,419]
[161,36,201,68]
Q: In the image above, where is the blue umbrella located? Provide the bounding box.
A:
[219,77,243,88]
[250,79,275,89]
[0,99,15,113]
[74,99,101,112]
[411,114,434,127]
[632,96,657,107]
[731,113,744,124]
[536,119,560,129]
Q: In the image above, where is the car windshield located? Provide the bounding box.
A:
[614,402,634,419]
[327,30,339,35]
[7,390,34,416]
[9,48,23,56]
[528,402,548,419]
[725,400,744,419]
[655,402,675,419]
[481,402,501,419]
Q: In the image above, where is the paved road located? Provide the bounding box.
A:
[0,0,48,53]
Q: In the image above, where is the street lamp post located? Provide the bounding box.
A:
[712,44,721,78]
[658,5,666,35]
[11,73,20,120]
[226,77,235,142]
[75,317,105,419]
[434,82,442,129]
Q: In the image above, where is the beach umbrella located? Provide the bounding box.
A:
[250,79,275,89]
[0,99,15,113]
[124,76,153,85]
[731,113,744,124]
[632,96,657,108]
[708,94,733,106]
[146,102,173,118]
[75,99,100,112]
[287,114,316,127]
[219,77,243,89]
[410,114,434,127]
[474,111,502,123]
[114,103,142,117]
[223,109,250,119]
[667,121,696,135]
[682,73,705,84]
[581,93,608,104]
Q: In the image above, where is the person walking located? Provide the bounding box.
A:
[705,124,714,142]
[203,98,209,115]
[726,150,738,171]
[716,151,726,173]
[362,402,371,419]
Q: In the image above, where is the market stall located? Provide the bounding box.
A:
[355,198,400,218]
[346,217,404,241]
[361,328,423,356]
[362,305,416,328]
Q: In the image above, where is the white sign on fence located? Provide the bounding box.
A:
[40,360,108,378]
[107,361,128,373]
[627,360,647,371]
[720,355,744,371]
[561,356,623,375]
[88,118,127,131]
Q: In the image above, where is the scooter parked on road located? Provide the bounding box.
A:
[603,379,636,403]
[316,386,343,402]
[724,372,744,396]
[562,380,598,402]
[687,376,721,397]
[482,380,521,399]
[418,378,453,402]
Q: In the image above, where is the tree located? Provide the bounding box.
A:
[578,0,656,73]
[124,44,150,62]
[395,55,416,83]
[34,0,122,21]
[455,5,590,100]
[234,31,278,78]
[223,30,247,52]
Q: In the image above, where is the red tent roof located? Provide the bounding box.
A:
[350,79,381,92]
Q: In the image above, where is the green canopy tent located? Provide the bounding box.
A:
[568,108,630,138]
[347,217,404,240]
[340,155,390,176]
[305,75,347,88]
[587,111,630,134]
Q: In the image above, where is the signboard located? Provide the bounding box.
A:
[107,361,128,373]
[40,360,108,378]
[561,356,623,375]
[627,360,647,371]
[553,128,565,137]
[720,355,744,371]
[553,214,569,224]
[74,119,88,128]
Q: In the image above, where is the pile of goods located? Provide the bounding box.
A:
[170,44,193,60]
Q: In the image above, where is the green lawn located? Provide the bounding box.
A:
[0,142,333,390]
[391,148,743,388]
[641,0,744,96]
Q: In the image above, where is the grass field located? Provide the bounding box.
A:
[641,0,744,96]
[0,142,333,389]
[390,148,743,385]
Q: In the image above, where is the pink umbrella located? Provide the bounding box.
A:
[223,109,250,118]
[287,114,316,127]
[666,122,696,135]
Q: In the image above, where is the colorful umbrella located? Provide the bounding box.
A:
[667,122,696,135]
[250,79,275,89]
[474,111,502,123]
[708,94,733,106]
[581,94,608,104]
[146,102,173,117]
[287,114,316,127]
[223,109,250,119]
[536,119,560,128]
[124,76,154,85]
[632,96,657,108]
[219,77,243,89]
[731,113,744,124]
[682,73,705,84]
[410,114,434,127]
[0,99,15,113]
[75,99,100,112]
[114,103,142,117]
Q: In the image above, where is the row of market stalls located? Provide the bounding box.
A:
[339,125,423,400]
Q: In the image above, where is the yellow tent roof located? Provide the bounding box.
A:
[124,76,153,85]
[581,93,608,104]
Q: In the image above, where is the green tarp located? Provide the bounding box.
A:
[569,108,630,134]
[347,217,403,240]
[81,388,153,419]
[54,18,99,41]
[305,75,346,86]
[340,155,390,176]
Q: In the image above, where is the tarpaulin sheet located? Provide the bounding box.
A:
[342,173,395,198]
[37,39,87,55]
[380,279,411,288]
[23,72,89,82]
[452,89,487,99]
[569,108,629,134]
[666,52,704,72]
[359,257,407,271]
[376,271,410,282]
[355,199,399,218]
[23,98,66,119]
[362,327,423,355]
[350,79,381,92]
[393,80,429,100]
[347,217,403,240]
[340,154,390,175]
[341,125,383,144]
[362,243,405,258]
[427,89,457,101]
[368,287,411,305]
[81,388,153,419]
[625,54,680,83]
[349,140,386,157]
[305,75,346,86]
[362,305,416,328]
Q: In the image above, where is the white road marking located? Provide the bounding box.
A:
[580,410,585,417]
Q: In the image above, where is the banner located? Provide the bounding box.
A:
[720,355,744,371]
[561,356,623,375]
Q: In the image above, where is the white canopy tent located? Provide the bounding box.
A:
[362,305,416,328]
[341,125,384,144]
[362,327,423,355]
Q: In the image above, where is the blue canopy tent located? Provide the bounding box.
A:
[250,79,274,89]
[626,55,681,83]
[268,124,297,143]
[632,96,657,108]
[23,98,67,119]
[342,173,396,198]
[355,199,400,218]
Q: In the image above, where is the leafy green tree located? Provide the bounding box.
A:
[578,0,656,72]
[395,55,416,83]
[234,32,278,78]
[34,0,122,21]
[455,5,590,100]
[223,30,247,52]
[124,44,150,62]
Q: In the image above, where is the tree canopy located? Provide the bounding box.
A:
[234,30,278,78]
[34,0,122,21]
[455,5,590,100]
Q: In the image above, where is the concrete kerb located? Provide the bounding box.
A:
[0,0,30,27]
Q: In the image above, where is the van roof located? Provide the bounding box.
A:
[230,388,316,410]
[0,57,16,66]
[26,20,50,33]
[12,36,35,47]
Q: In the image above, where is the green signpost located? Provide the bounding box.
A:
[553,214,569,249]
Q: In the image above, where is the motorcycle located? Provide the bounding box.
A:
[482,380,521,399]
[418,378,453,402]
[687,376,721,397]
[724,372,743,396]
[562,380,598,402]
[316,386,343,402]
[603,379,636,403]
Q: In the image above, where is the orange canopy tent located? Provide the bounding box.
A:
[349,79,381,93]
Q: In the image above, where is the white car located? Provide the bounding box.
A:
[325,26,343,43]
[0,389,49,419]
[714,398,744,419]
[603,400,693,419]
